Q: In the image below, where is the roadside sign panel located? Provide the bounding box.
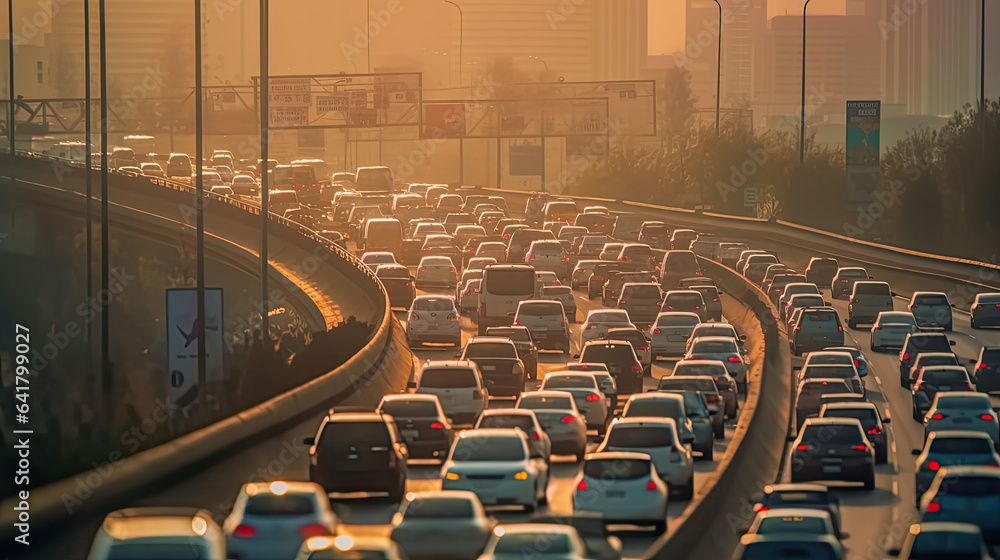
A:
[316,93,351,114]
[166,288,224,407]
[268,77,310,93]
[270,107,309,126]
[268,92,311,107]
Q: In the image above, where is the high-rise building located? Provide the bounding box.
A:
[684,0,767,109]
[882,0,984,116]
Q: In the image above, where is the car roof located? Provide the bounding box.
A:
[801,417,863,428]
[584,451,652,462]
[821,401,877,412]
[467,336,514,344]
[675,358,727,368]
[325,412,387,423]
[481,408,537,418]
[457,428,526,440]
[102,508,216,540]
[764,483,829,494]
[381,393,440,403]
[756,507,831,520]
[242,481,322,495]
[522,390,577,400]
[611,416,678,428]
[627,392,684,402]
[422,360,476,369]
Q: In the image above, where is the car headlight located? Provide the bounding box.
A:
[445,472,460,480]
[514,471,529,480]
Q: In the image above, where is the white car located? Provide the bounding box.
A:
[361,251,397,272]
[475,409,552,462]
[466,257,498,273]
[924,392,1000,447]
[516,390,589,461]
[406,295,461,347]
[477,524,587,560]
[416,256,459,291]
[572,451,668,532]
[683,336,748,392]
[414,361,488,425]
[565,362,618,410]
[534,270,562,295]
[140,162,166,177]
[650,312,701,358]
[871,311,917,351]
[540,371,609,435]
[580,309,636,347]
[224,481,338,560]
[88,508,226,560]
[596,417,695,499]
[441,429,548,511]
[389,491,495,560]
[295,535,406,560]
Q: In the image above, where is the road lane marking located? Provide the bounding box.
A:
[891,441,896,454]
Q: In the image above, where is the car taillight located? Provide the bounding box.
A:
[420,266,426,271]
[928,460,941,471]
[727,356,741,363]
[234,525,255,538]
[431,421,444,428]
[406,282,413,287]
[903,353,910,360]
[854,360,859,366]
[705,395,719,403]
[410,313,419,320]
[981,363,989,369]
[646,480,657,491]
[577,480,588,490]
[713,298,719,302]
[451,267,457,272]
[853,444,868,450]
[465,290,471,295]
[532,430,541,441]
[981,414,995,420]
[653,328,662,334]
[926,502,941,513]
[562,256,568,261]
[867,427,881,435]
[639,345,649,351]
[931,413,945,419]
[753,504,768,512]
[472,390,483,400]
[620,300,627,305]
[530,255,535,260]
[874,326,881,329]
[796,444,810,450]
[632,364,643,374]
[854,299,859,303]
[837,326,843,332]
[795,326,801,330]
[447,313,457,321]
[586,394,601,401]
[300,524,327,537]
[562,416,576,423]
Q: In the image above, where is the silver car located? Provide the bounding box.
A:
[924,392,1000,447]
[596,417,695,499]
[540,371,609,435]
[683,336,748,394]
[650,312,701,358]
[475,409,552,462]
[389,491,495,560]
[622,392,704,458]
[513,299,570,352]
[581,309,636,347]
[515,390,588,461]
[870,311,918,351]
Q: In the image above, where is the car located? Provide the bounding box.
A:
[899,333,957,386]
[388,491,494,560]
[670,229,698,251]
[478,264,537,334]
[794,379,854,430]
[687,323,747,355]
[822,346,870,379]
[414,361,489,425]
[539,285,577,323]
[752,484,842,529]
[512,299,570,352]
[596,417,695,499]
[919,466,1000,543]
[745,508,845,543]
[659,250,702,289]
[909,352,964,386]
[800,350,863,385]
[475,409,552,462]
[909,292,954,330]
[743,259,781,286]
[617,243,658,268]
[805,257,840,287]
[459,278,482,316]
[684,336,748,394]
[441,429,547,512]
[912,366,975,420]
[690,285,724,322]
[766,274,807,306]
[294,535,406,560]
[140,162,166,178]
[789,418,876,489]
[818,402,889,464]
[525,239,569,279]
[534,271,562,296]
[615,282,663,327]
[507,228,556,262]
[587,262,622,300]
[871,311,918,351]
[797,363,864,397]
[416,255,459,291]
[606,327,653,375]
[912,431,1000,502]
[540,371,609,434]
[603,271,658,307]
[580,309,636,347]
[974,346,1000,393]
[376,264,416,309]
[570,259,603,290]
[88,508,226,560]
[735,250,768,273]
[477,523,587,560]
[577,339,645,395]
[924,392,1000,448]
[360,251,397,272]
[830,267,870,298]
[565,362,618,411]
[515,391,588,460]
[778,283,822,320]
[672,359,739,420]
[622,392,705,459]
[889,522,994,560]
[818,393,868,408]
[785,294,827,330]
[732,533,846,560]
[304,411,408,500]
[847,281,893,328]
[661,290,707,321]
[572,452,668,532]
[377,394,454,460]
[971,293,1000,329]
[485,326,539,380]
[650,312,702,358]
[406,295,461,347]
[599,242,626,261]
[655,376,726,438]
[790,307,845,356]
[231,174,259,196]
[460,336,526,397]
[467,256,499,273]
[223,481,338,560]
[474,242,507,263]
[525,515,624,560]
[457,268,485,299]
[638,221,670,248]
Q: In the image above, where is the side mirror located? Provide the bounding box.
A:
[950,340,957,346]
[740,334,747,341]
[888,548,901,557]
[572,354,581,359]
[825,301,832,306]
[407,380,417,389]
[303,437,315,445]
[911,449,921,456]
[882,417,890,424]
[840,531,851,539]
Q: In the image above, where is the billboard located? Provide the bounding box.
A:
[166,288,225,407]
[423,103,466,138]
[509,145,544,176]
[846,101,881,166]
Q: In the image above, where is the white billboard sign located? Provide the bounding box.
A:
[166,288,225,407]
[269,107,309,126]
[316,93,351,114]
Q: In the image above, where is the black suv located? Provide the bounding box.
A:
[577,340,644,395]
[805,257,840,287]
[486,326,539,380]
[304,411,408,500]
[898,333,956,387]
[975,346,1000,393]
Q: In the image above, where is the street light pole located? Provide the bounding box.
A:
[981,0,986,159]
[194,0,207,400]
[84,0,94,374]
[99,0,111,415]
[799,0,812,164]
[444,0,464,184]
[259,0,270,346]
[713,0,722,137]
[7,0,14,153]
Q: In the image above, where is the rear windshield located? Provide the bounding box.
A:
[519,302,564,316]
[930,437,993,454]
[580,345,635,363]
[938,476,1000,495]
[791,296,825,307]
[767,491,828,506]
[804,366,855,379]
[318,422,390,450]
[907,336,953,352]
[583,459,651,479]
[452,437,525,461]
[923,369,969,383]
[624,285,662,299]
[800,381,851,395]
[541,286,572,296]
[740,542,836,559]
[486,328,531,343]
[910,531,985,557]
[854,283,890,295]
[413,298,455,311]
[519,395,573,410]
[803,311,838,322]
[531,242,564,253]
[800,424,863,444]
[588,312,630,323]
[756,516,828,535]
[692,340,737,353]
[403,497,474,519]
[936,395,991,409]
[419,368,477,388]
[822,408,876,426]
[478,414,534,432]
[915,294,950,305]
[464,342,517,359]
[658,379,716,392]
[674,363,726,376]
[379,400,439,418]
[917,355,959,366]
[484,270,535,296]
[545,376,596,389]
[606,426,674,448]
[983,348,1000,360]
[839,269,868,277]
[657,314,701,327]
[494,533,572,555]
[624,400,681,418]
[665,294,703,306]
[245,494,316,516]
[609,330,646,346]
[663,252,698,271]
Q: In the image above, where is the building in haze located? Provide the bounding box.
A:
[684,0,767,110]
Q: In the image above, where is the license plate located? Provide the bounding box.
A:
[822,465,841,474]
[482,365,496,371]
[428,325,438,331]
[605,490,625,498]
[401,429,419,439]
[940,386,951,391]
[954,417,972,424]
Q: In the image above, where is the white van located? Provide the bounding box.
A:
[478,264,537,335]
[87,508,226,560]
[354,166,395,192]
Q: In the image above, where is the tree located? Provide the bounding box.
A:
[660,66,697,151]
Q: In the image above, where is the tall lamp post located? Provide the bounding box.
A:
[194,0,207,400]
[444,0,464,184]
[799,0,812,164]
[713,0,722,137]
[7,0,14,153]
[259,0,270,347]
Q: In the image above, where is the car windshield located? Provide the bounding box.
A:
[625,399,681,418]
[545,375,596,389]
[478,414,534,432]
[583,459,650,479]
[402,497,474,519]
[484,270,535,295]
[936,395,991,410]
[915,294,950,305]
[379,400,439,418]
[804,311,838,322]
[665,294,703,306]
[822,408,876,426]
[692,340,737,353]
[910,531,985,558]
[657,314,701,327]
[674,363,726,376]
[519,395,573,410]
[929,437,993,454]
[486,328,531,343]
[519,302,563,316]
[413,298,455,312]
[245,493,316,516]
[801,424,863,444]
[580,345,634,363]
[464,342,517,359]
[452,437,525,461]
[938,476,1000,495]
[923,369,969,383]
[624,285,661,298]
[419,368,477,388]
[792,296,825,306]
[493,533,572,555]
[756,516,829,535]
[589,312,629,323]
[606,426,674,448]
[804,366,855,379]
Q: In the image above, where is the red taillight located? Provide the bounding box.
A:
[854,360,859,366]
[639,345,649,351]
[472,390,483,400]
[586,394,601,401]
[903,353,910,360]
[653,328,661,334]
[928,460,941,471]
[451,267,457,272]
[562,416,576,423]
[530,255,536,260]
[874,326,881,330]
[854,299,859,303]
[981,414,995,420]
[234,525,255,538]
[431,421,444,428]
[504,234,511,239]
[927,502,941,513]
[410,313,419,320]
[299,524,327,538]
[838,326,843,332]
[420,266,427,271]
[646,480,657,490]
[632,364,643,374]
[796,444,809,450]
[713,298,719,302]
[981,363,989,369]
[705,395,719,403]
[562,256,568,261]
[405,282,413,287]
[532,430,541,441]
[931,413,944,419]
[727,356,741,363]
[465,290,471,295]
[867,427,881,435]
[753,504,768,512]
[620,300,627,305]
[577,480,588,490]
[795,326,801,330]
[853,444,868,450]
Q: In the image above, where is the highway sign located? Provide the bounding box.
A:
[270,107,309,126]
[268,77,310,93]
[316,93,351,114]
[744,187,759,206]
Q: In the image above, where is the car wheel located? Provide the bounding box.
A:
[863,469,876,490]
[848,318,857,330]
